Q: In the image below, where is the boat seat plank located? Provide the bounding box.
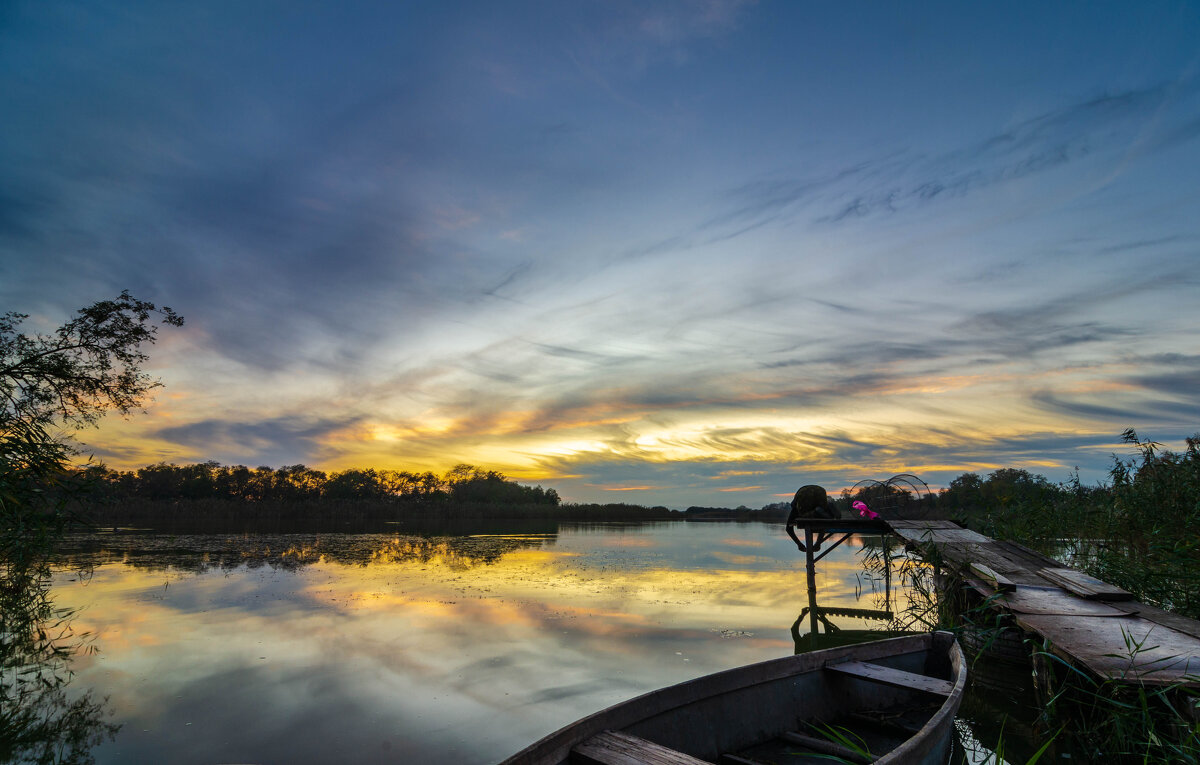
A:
[572,730,715,765]
[778,731,873,764]
[1037,567,1134,601]
[826,661,954,697]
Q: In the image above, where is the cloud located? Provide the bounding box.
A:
[152,415,362,466]
[1128,367,1200,398]
[523,424,1105,507]
[571,0,755,70]
[6,3,1200,509]
[668,83,1200,251]
[1032,391,1200,428]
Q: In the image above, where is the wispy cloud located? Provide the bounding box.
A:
[4,2,1199,505]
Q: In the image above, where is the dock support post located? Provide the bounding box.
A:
[805,528,819,643]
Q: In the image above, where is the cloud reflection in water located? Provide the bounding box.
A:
[51,522,925,764]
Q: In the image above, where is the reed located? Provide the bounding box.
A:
[1031,630,1200,762]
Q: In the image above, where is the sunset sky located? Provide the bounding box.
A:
[3,1,1199,507]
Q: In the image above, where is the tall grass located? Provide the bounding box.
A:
[1032,630,1200,762]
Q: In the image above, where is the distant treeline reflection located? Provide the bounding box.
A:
[53,530,555,573]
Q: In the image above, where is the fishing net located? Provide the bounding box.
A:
[844,473,935,520]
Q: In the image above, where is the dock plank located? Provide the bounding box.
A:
[1133,602,1200,641]
[915,539,1049,587]
[966,545,1035,577]
[968,562,1015,592]
[889,527,992,545]
[1038,567,1135,601]
[970,583,1137,617]
[887,520,962,530]
[991,540,1066,570]
[1015,614,1200,684]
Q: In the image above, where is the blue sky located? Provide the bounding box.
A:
[3,1,1199,506]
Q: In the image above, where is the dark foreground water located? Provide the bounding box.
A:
[39,521,1006,764]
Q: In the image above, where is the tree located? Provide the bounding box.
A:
[1,290,183,429]
[939,468,1054,513]
[939,472,984,511]
[2,291,182,530]
[325,468,388,500]
[1,292,180,762]
[2,293,180,762]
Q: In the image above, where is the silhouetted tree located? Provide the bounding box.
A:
[1,291,183,429]
[939,468,1055,513]
[1,292,176,763]
[325,468,388,500]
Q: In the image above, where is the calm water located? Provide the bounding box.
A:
[45,521,938,764]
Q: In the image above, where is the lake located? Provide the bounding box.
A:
[42,521,976,764]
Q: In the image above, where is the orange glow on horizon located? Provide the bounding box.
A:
[71,354,1140,508]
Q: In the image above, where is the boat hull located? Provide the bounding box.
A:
[499,632,965,765]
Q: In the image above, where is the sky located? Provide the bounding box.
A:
[3,1,1199,507]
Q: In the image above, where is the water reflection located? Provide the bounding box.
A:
[53,529,556,572]
[44,522,930,764]
[788,533,933,653]
[1,546,119,764]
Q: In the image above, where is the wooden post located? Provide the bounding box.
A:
[805,528,819,648]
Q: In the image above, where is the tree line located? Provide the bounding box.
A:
[79,460,561,507]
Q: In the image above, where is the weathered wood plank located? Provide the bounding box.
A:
[1133,602,1200,641]
[826,660,954,697]
[1015,614,1200,685]
[572,731,715,765]
[1038,567,1135,601]
[778,731,873,764]
[886,520,961,530]
[966,581,1137,617]
[992,539,1066,570]
[969,562,1016,592]
[963,546,1009,570]
[889,527,992,546]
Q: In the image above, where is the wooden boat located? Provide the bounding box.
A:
[499,631,965,765]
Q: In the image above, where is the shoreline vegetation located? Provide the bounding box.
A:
[67,461,793,526]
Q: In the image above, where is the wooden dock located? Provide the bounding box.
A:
[887,520,1200,686]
